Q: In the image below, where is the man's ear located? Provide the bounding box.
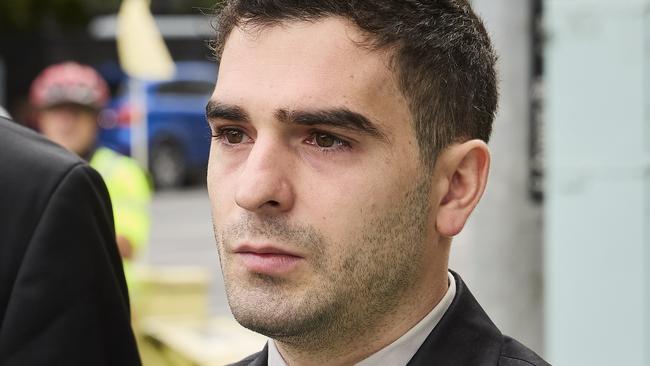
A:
[434,140,490,237]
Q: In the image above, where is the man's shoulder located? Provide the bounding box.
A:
[0,117,105,253]
[0,117,93,218]
[0,117,83,177]
[408,271,550,366]
[498,336,550,366]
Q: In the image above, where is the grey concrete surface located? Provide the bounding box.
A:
[144,186,232,317]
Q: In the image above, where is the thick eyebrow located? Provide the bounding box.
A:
[206,101,389,142]
[205,100,250,123]
[276,108,388,142]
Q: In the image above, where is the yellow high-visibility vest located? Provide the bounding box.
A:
[90,146,151,289]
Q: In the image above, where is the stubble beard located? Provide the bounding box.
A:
[213,176,432,352]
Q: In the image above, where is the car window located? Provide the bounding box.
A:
[155,81,215,96]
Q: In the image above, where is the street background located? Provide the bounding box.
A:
[0,0,550,362]
[147,188,229,317]
[3,0,650,365]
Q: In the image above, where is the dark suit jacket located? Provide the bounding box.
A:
[230,271,550,366]
[0,117,141,365]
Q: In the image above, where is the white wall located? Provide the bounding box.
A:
[544,1,649,364]
[450,0,545,355]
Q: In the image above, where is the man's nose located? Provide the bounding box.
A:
[235,139,295,214]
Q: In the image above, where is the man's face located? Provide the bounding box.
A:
[38,104,98,156]
[208,18,440,343]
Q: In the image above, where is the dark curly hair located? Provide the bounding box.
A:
[211,0,498,168]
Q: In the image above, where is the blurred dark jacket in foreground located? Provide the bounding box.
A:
[0,117,141,365]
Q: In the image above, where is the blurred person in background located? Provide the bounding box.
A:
[29,62,151,285]
[207,1,550,365]
[0,116,141,365]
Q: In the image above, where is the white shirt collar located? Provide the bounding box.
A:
[268,271,456,366]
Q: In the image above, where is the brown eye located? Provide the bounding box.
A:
[315,133,335,148]
[225,130,244,144]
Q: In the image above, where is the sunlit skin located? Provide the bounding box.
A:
[207,18,491,366]
[38,103,134,259]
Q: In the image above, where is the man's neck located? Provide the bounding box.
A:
[275,268,450,366]
[78,143,97,162]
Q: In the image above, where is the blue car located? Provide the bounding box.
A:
[98,61,217,189]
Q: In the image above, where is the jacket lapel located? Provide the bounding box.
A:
[407,271,503,366]
[248,344,269,366]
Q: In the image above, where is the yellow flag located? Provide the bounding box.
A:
[117,0,175,80]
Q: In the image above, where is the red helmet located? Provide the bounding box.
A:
[30,62,109,110]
